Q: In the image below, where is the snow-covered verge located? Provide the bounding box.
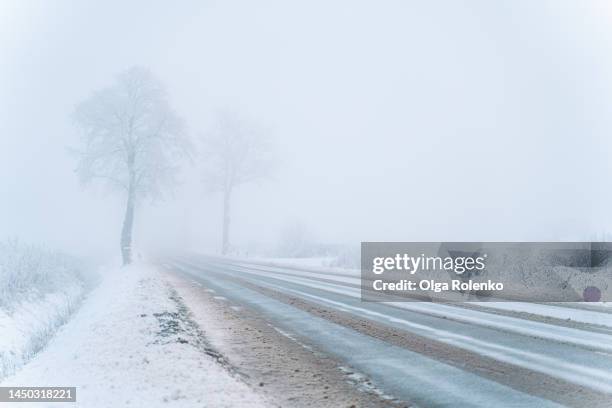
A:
[0,264,267,408]
[0,241,89,379]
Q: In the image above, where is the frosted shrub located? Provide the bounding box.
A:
[0,240,88,379]
[0,240,84,308]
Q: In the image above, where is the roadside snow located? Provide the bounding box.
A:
[473,302,612,328]
[0,241,88,379]
[0,287,83,379]
[0,264,267,408]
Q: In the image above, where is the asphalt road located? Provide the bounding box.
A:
[163,254,612,408]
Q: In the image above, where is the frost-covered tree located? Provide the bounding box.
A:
[73,67,188,265]
[201,111,274,254]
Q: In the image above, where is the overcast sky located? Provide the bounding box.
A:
[2,0,612,258]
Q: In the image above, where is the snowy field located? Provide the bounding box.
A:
[0,242,88,379]
[0,264,266,408]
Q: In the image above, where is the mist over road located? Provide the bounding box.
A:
[163,255,612,408]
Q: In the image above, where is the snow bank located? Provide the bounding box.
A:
[0,264,266,408]
[0,241,89,380]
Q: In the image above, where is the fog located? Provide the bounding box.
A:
[2,0,612,260]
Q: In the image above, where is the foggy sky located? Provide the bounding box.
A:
[1,0,612,258]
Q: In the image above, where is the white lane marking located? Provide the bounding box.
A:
[224,260,612,326]
[263,281,612,394]
[213,263,612,353]
[227,259,360,278]
[175,260,612,397]
[472,302,612,328]
[271,326,313,351]
[225,262,361,285]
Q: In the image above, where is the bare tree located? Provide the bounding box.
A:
[73,66,188,265]
[201,111,274,255]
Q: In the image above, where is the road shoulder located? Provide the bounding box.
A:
[166,269,409,408]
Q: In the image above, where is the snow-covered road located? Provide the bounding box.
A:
[165,254,612,408]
